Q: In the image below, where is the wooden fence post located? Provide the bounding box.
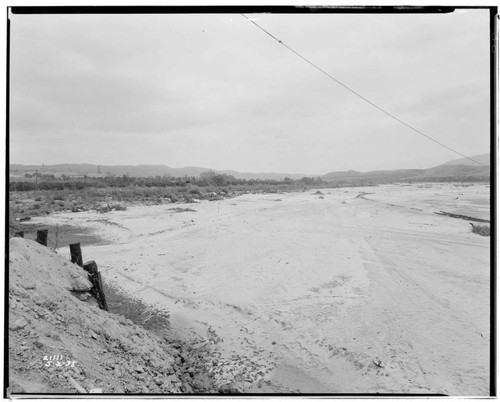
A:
[36,229,48,246]
[95,272,109,311]
[83,260,98,274]
[83,260,108,311]
[70,243,83,267]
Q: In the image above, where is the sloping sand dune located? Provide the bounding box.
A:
[31,183,490,395]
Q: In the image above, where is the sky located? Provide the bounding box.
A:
[9,8,491,174]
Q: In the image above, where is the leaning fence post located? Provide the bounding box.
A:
[70,243,83,267]
[83,260,108,311]
[83,260,98,274]
[36,229,48,246]
[95,272,109,311]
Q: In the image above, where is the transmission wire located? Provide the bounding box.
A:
[241,14,487,168]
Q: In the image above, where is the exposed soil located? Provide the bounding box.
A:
[7,238,232,396]
[28,183,491,395]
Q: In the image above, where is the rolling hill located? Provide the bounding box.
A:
[320,153,490,183]
[443,153,490,167]
[9,153,491,183]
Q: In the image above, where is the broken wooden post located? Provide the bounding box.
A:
[70,243,83,267]
[83,260,98,274]
[95,271,109,311]
[83,260,108,311]
[14,231,24,238]
[36,229,48,246]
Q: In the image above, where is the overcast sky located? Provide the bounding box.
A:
[9,9,491,174]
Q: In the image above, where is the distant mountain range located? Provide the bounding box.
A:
[9,153,491,183]
[321,153,490,183]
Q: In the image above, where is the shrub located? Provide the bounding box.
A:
[167,194,178,203]
[189,188,202,196]
[169,207,196,213]
[470,223,490,236]
[112,203,127,211]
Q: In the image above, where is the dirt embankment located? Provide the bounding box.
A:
[7,238,226,395]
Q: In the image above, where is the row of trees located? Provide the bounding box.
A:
[10,171,325,192]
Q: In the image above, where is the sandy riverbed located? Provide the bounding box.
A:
[30,183,491,395]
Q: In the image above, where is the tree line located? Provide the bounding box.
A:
[10,171,325,191]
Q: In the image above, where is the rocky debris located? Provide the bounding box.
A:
[8,238,224,395]
[71,277,93,292]
[21,280,37,290]
[10,315,29,331]
[72,206,87,213]
[97,202,127,213]
[74,292,91,301]
[373,357,386,368]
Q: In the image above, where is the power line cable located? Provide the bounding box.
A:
[241,14,488,167]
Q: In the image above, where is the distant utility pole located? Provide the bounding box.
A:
[98,165,101,174]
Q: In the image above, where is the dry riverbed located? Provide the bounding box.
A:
[28,183,491,395]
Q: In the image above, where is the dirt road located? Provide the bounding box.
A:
[31,183,491,395]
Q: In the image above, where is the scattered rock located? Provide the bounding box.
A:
[117,315,128,325]
[8,382,26,394]
[192,376,212,391]
[10,316,28,331]
[21,281,37,290]
[218,383,240,393]
[71,277,93,292]
[162,378,172,389]
[114,385,125,393]
[48,333,61,341]
[75,292,91,301]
